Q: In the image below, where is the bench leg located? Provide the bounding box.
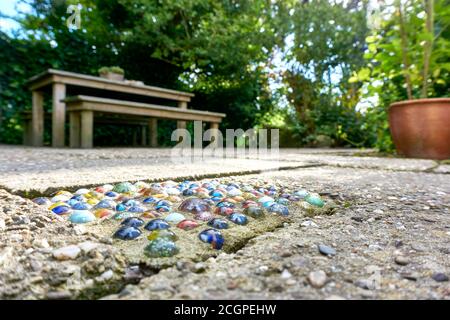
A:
[80,110,94,148]
[148,118,158,147]
[177,101,187,135]
[209,122,220,148]
[69,111,81,148]
[31,90,44,147]
[23,119,33,146]
[52,83,66,148]
[141,126,147,146]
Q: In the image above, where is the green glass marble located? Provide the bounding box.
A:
[144,238,179,257]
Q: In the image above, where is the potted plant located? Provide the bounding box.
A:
[98,66,125,81]
[356,0,450,159]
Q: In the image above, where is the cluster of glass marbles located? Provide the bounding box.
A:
[33,180,325,257]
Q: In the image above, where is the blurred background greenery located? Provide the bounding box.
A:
[0,0,449,150]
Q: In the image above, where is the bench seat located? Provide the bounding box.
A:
[64,95,226,148]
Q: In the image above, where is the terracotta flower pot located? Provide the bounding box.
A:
[388,98,450,160]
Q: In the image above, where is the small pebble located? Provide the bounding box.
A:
[318,244,336,256]
[52,245,81,261]
[432,273,449,282]
[394,255,409,266]
[308,270,327,288]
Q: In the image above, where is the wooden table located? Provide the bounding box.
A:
[27,69,195,147]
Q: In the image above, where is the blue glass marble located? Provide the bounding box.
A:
[145,238,179,257]
[72,202,92,210]
[207,218,229,229]
[209,190,225,198]
[105,191,119,198]
[276,198,290,205]
[268,203,289,216]
[156,200,172,207]
[116,203,127,212]
[114,226,142,240]
[144,219,170,231]
[32,197,51,206]
[123,199,139,207]
[198,229,224,250]
[294,189,309,199]
[155,205,170,212]
[95,199,116,209]
[70,195,84,201]
[182,189,195,196]
[128,206,145,213]
[69,210,96,224]
[216,201,235,208]
[51,205,71,215]
[143,197,157,204]
[121,217,145,228]
[228,213,248,225]
[66,199,80,207]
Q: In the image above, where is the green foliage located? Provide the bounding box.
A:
[277,0,371,147]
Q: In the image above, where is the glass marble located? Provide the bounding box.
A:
[207,218,229,229]
[227,188,242,197]
[113,212,136,220]
[194,211,214,221]
[179,198,211,214]
[94,209,113,219]
[155,204,171,212]
[116,203,127,212]
[242,200,258,208]
[141,211,161,219]
[294,189,309,199]
[268,203,289,216]
[51,194,71,203]
[114,226,142,240]
[182,189,195,197]
[305,194,324,207]
[32,197,51,206]
[164,212,186,224]
[113,182,137,194]
[123,199,139,207]
[95,199,116,209]
[75,188,90,195]
[143,197,157,204]
[228,213,248,225]
[147,229,178,241]
[215,206,234,216]
[216,201,235,208]
[144,219,170,231]
[51,205,71,215]
[105,191,119,198]
[244,206,264,218]
[177,219,200,230]
[166,187,181,195]
[72,202,92,210]
[144,238,179,257]
[121,217,145,228]
[276,198,290,206]
[128,206,145,213]
[69,210,96,224]
[198,229,224,250]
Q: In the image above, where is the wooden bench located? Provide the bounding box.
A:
[64,95,226,148]
[21,111,156,147]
